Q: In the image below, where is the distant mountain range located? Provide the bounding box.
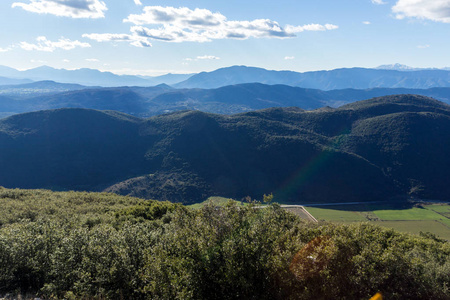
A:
[0,65,192,87]
[174,65,450,90]
[2,64,450,90]
[376,63,450,71]
[0,95,449,204]
[2,81,450,117]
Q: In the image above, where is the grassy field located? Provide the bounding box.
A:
[372,206,445,221]
[305,207,368,222]
[305,202,450,240]
[372,221,450,239]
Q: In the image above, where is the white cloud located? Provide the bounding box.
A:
[197,55,220,60]
[417,44,430,49]
[134,0,142,5]
[19,36,91,52]
[363,21,371,25]
[82,33,132,42]
[130,25,211,43]
[86,58,99,62]
[31,59,47,63]
[84,6,337,47]
[184,55,220,62]
[393,0,450,23]
[92,6,339,44]
[0,47,11,52]
[63,59,70,62]
[82,32,152,47]
[284,56,295,60]
[285,23,338,33]
[371,0,386,4]
[124,6,227,27]
[12,0,107,19]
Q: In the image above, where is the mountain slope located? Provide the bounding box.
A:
[151,83,329,113]
[28,88,150,116]
[1,95,449,204]
[0,109,148,190]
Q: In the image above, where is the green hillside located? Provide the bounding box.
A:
[1,95,450,204]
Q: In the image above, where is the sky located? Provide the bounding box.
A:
[0,0,449,76]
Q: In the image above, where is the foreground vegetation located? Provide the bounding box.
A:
[0,188,449,299]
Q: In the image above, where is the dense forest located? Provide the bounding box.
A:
[0,187,448,299]
[1,94,450,204]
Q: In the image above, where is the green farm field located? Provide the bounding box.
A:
[305,203,450,240]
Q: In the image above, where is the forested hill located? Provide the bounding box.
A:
[1,94,450,204]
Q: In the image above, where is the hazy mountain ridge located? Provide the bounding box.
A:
[2,65,450,90]
[376,63,450,71]
[175,66,450,90]
[0,65,193,87]
[0,76,33,86]
[1,95,449,204]
[0,80,89,98]
[3,81,450,118]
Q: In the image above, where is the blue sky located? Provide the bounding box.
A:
[0,0,449,75]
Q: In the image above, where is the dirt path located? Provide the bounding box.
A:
[280,205,318,223]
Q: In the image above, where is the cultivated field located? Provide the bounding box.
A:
[304,202,450,240]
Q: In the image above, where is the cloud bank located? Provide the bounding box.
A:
[393,0,450,23]
[20,36,91,52]
[84,6,338,47]
[12,0,107,19]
